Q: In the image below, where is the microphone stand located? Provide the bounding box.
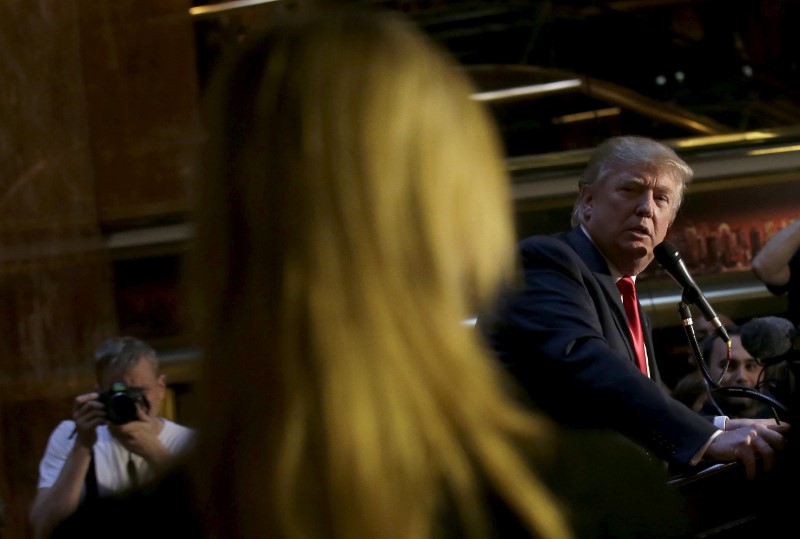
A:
[676,301,791,420]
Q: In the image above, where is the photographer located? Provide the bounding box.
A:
[29,337,195,539]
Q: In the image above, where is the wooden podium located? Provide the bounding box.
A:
[669,451,795,538]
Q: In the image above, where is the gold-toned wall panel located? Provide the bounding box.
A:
[0,0,98,236]
[0,1,199,537]
[0,0,120,391]
[78,0,203,228]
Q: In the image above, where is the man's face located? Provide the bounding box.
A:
[582,166,680,276]
[100,357,166,419]
[708,335,765,416]
[708,335,762,389]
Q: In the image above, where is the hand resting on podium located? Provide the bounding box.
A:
[704,417,790,479]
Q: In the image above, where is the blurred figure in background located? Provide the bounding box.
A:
[30,337,194,539]
[55,7,692,539]
[752,218,800,326]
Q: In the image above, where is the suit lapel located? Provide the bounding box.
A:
[563,228,640,369]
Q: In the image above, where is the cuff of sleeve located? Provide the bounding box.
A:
[713,416,728,430]
[689,429,724,467]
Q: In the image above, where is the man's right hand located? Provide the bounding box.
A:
[72,392,106,448]
[704,423,787,480]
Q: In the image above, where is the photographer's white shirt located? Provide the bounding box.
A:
[37,419,194,498]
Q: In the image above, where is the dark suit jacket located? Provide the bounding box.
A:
[483,227,717,465]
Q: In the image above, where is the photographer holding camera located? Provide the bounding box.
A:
[29,337,195,539]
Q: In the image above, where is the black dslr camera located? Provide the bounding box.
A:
[96,382,150,424]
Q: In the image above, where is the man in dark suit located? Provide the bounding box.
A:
[484,135,788,478]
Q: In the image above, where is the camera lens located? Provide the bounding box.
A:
[107,393,139,424]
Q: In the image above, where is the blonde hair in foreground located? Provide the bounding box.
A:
[192,8,571,539]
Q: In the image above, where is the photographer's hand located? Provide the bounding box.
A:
[72,392,106,448]
[108,406,171,467]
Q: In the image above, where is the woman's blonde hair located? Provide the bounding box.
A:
[191,8,571,539]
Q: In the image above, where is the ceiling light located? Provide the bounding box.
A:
[471,79,582,102]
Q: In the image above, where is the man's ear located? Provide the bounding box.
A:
[157,374,167,394]
[579,186,593,220]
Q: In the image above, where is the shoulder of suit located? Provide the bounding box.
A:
[519,232,583,262]
[519,232,570,252]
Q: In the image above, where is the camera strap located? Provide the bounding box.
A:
[82,450,137,502]
[83,449,99,503]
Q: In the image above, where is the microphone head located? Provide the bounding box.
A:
[653,240,696,291]
[740,316,796,361]
[653,240,680,269]
[653,241,726,343]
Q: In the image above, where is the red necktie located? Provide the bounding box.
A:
[616,276,648,376]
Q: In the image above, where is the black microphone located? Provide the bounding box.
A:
[740,316,797,365]
[653,241,730,344]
